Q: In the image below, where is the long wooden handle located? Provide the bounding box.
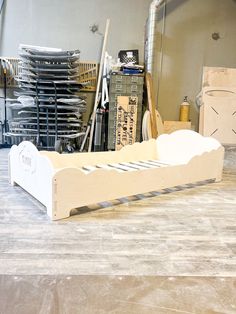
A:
[145,72,158,138]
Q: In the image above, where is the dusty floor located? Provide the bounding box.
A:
[0,146,235,313]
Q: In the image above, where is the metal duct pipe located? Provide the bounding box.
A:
[0,0,5,14]
[145,0,165,74]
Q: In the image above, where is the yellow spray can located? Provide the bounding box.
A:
[179,96,190,122]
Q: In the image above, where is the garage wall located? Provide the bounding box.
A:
[154,0,236,129]
[1,0,236,131]
[0,0,152,61]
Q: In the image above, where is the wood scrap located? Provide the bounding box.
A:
[164,121,191,134]
[145,72,164,138]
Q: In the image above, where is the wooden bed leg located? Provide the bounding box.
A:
[215,174,223,183]
[47,203,71,221]
[8,166,16,186]
[215,148,225,183]
[8,154,16,186]
[10,179,17,186]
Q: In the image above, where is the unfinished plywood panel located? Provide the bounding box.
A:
[200,67,236,144]
[164,121,191,134]
[203,67,236,88]
[115,96,138,151]
[200,87,236,145]
[9,130,224,221]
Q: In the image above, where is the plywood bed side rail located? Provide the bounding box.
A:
[9,141,55,210]
[40,139,158,169]
[156,130,223,165]
[50,146,225,220]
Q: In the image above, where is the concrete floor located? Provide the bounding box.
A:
[0,146,236,313]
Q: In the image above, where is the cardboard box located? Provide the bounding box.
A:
[164,121,191,134]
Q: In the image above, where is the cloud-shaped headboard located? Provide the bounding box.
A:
[156,130,222,164]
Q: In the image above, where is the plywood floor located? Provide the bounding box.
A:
[0,147,236,313]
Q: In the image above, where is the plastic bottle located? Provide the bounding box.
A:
[179,96,190,122]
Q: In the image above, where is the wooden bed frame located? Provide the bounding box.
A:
[9,130,224,220]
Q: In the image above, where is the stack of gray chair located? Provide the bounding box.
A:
[8,44,86,150]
